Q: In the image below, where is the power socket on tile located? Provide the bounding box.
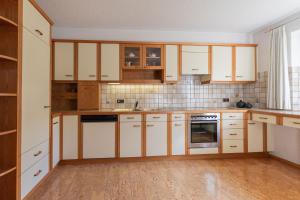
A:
[117,99,125,104]
[223,98,229,102]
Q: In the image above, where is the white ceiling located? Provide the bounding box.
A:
[37,0,300,33]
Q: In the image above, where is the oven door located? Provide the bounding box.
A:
[189,120,220,148]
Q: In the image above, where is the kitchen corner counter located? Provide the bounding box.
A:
[251,108,300,118]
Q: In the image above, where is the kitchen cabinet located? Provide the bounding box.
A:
[146,114,168,156]
[78,82,99,110]
[165,45,179,82]
[62,115,78,160]
[248,120,263,152]
[121,44,143,68]
[223,140,244,153]
[83,122,116,158]
[235,47,256,81]
[283,117,300,129]
[52,116,60,168]
[120,115,142,157]
[54,42,75,81]
[211,46,233,81]
[100,43,120,81]
[181,45,209,75]
[171,114,185,155]
[22,27,50,153]
[143,45,164,68]
[78,43,98,80]
[252,113,277,125]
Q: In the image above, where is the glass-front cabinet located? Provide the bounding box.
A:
[121,44,142,68]
[143,45,164,68]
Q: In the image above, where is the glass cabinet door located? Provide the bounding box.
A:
[144,45,164,68]
[121,45,142,68]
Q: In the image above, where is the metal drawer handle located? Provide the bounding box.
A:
[225,75,232,78]
[229,133,237,136]
[133,125,141,128]
[230,145,237,148]
[34,151,42,157]
[89,75,96,77]
[192,68,199,71]
[293,122,300,125]
[152,117,161,119]
[147,124,154,127]
[44,106,51,109]
[228,116,236,118]
[236,76,243,78]
[65,74,73,77]
[248,123,256,125]
[53,122,58,125]
[229,124,237,126]
[174,116,182,119]
[174,124,182,127]
[101,75,109,77]
[34,170,42,177]
[166,75,174,78]
[259,117,268,120]
[126,117,135,120]
[35,29,43,36]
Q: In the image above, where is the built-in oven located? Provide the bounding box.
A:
[188,113,220,148]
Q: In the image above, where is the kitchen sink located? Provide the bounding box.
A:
[112,108,155,112]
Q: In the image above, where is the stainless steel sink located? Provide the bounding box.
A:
[112,108,155,112]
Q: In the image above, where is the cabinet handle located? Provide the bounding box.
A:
[228,116,236,118]
[225,76,232,78]
[126,117,135,120]
[192,68,199,71]
[229,124,237,126]
[174,116,182,119]
[230,145,237,148]
[259,117,268,120]
[35,29,43,36]
[166,75,174,78]
[152,117,161,119]
[44,106,51,109]
[248,123,256,125]
[33,169,42,177]
[229,133,238,136]
[65,74,73,77]
[174,123,182,127]
[53,122,58,125]
[133,125,141,128]
[101,75,109,77]
[147,124,154,127]
[34,150,42,157]
[236,75,243,78]
[293,122,300,125]
[89,75,96,77]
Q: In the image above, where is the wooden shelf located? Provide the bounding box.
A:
[0,93,17,97]
[0,167,16,178]
[0,55,18,62]
[0,130,16,137]
[0,16,18,27]
[122,66,164,70]
[121,79,163,84]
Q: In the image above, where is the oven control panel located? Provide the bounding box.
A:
[191,113,220,121]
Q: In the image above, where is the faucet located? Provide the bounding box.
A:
[134,100,139,111]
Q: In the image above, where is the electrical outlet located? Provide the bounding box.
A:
[223,98,229,102]
[117,99,125,104]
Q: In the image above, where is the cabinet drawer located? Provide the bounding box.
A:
[172,114,185,121]
[283,117,300,129]
[252,113,277,124]
[21,140,49,173]
[21,154,49,199]
[146,114,167,122]
[120,114,142,122]
[223,129,244,140]
[222,113,244,120]
[223,140,244,153]
[23,0,50,45]
[222,120,244,129]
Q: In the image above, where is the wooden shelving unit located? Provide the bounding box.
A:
[0,0,19,199]
[52,82,78,111]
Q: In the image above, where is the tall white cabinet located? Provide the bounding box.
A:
[21,0,51,198]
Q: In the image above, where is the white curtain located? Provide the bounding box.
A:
[267,26,291,110]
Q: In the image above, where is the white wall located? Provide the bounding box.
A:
[52,27,253,43]
[253,15,300,165]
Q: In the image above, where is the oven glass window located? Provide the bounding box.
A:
[191,123,217,143]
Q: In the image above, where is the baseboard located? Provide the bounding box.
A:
[269,154,300,169]
[23,165,59,200]
[60,152,270,165]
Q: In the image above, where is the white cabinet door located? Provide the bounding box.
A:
[172,119,185,155]
[54,42,74,80]
[236,47,256,81]
[63,115,78,160]
[211,46,233,81]
[120,122,142,157]
[146,119,168,157]
[182,46,209,75]
[52,117,60,168]
[22,28,50,153]
[78,43,98,80]
[248,120,263,152]
[166,45,179,81]
[83,122,116,158]
[101,44,120,81]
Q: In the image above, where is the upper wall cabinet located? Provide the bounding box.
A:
[181,45,209,75]
[143,45,164,68]
[211,46,233,82]
[100,43,120,81]
[165,45,179,82]
[235,47,256,81]
[78,43,98,81]
[54,42,75,81]
[121,44,142,68]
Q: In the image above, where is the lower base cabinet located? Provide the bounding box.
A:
[248,120,263,152]
[62,115,78,160]
[120,115,142,157]
[171,114,186,155]
[52,116,60,168]
[83,122,116,158]
[146,114,168,156]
